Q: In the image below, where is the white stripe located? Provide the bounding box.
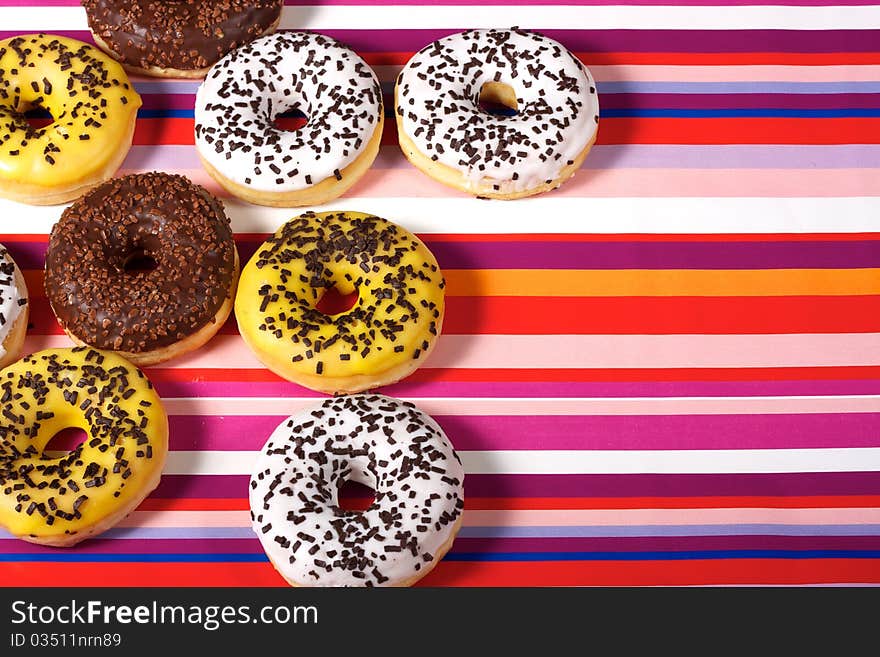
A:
[22,333,880,369]
[164,447,880,475]
[160,396,880,417]
[3,197,880,234]
[7,6,880,31]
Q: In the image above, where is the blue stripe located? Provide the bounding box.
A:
[2,550,880,563]
[146,108,880,120]
[601,108,880,118]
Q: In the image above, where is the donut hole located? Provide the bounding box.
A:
[315,285,358,315]
[336,479,375,512]
[272,107,309,133]
[122,249,159,273]
[478,81,519,117]
[21,105,53,134]
[42,427,88,457]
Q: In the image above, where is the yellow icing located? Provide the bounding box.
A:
[0,34,141,190]
[236,211,445,383]
[0,347,167,540]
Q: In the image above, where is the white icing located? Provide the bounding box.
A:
[0,246,23,358]
[249,394,465,587]
[396,28,599,194]
[195,32,382,193]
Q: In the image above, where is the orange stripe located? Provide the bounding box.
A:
[136,495,880,513]
[2,560,878,587]
[134,117,880,146]
[442,269,880,297]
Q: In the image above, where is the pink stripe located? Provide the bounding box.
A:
[21,334,880,369]
[117,165,880,198]
[114,508,880,529]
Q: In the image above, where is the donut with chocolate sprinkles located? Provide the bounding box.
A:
[0,347,168,547]
[395,28,600,199]
[0,33,141,205]
[195,32,383,207]
[235,211,444,394]
[82,0,283,79]
[250,394,464,587]
[44,172,239,366]
[0,244,28,369]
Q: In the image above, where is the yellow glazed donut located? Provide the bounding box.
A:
[235,211,445,394]
[0,34,141,205]
[0,347,168,547]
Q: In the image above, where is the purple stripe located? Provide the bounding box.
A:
[151,379,880,399]
[15,239,880,271]
[151,471,880,499]
[599,93,880,111]
[165,413,880,451]
[5,535,880,555]
[236,240,880,271]
[5,29,880,53]
[141,92,880,112]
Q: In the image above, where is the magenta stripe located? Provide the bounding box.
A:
[151,471,880,499]
[7,1,880,6]
[5,535,880,555]
[4,0,880,6]
[13,239,880,271]
[164,413,880,451]
[5,29,880,53]
[151,379,880,400]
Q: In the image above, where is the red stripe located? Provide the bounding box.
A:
[29,296,880,336]
[3,560,878,587]
[135,117,880,146]
[142,365,880,384]
[135,495,880,512]
[360,51,880,67]
[442,296,880,335]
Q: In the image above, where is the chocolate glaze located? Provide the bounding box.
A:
[44,172,237,353]
[81,0,283,71]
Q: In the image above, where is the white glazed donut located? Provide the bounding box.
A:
[395,28,599,199]
[249,394,465,587]
[0,244,29,369]
[195,31,383,207]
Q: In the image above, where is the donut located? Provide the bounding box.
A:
[235,211,444,394]
[0,347,168,547]
[395,28,600,199]
[0,34,141,205]
[250,394,465,587]
[0,245,28,369]
[195,32,383,207]
[81,0,283,79]
[44,172,239,366]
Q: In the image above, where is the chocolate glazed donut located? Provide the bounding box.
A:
[44,172,239,366]
[81,0,283,78]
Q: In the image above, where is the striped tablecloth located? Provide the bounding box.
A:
[1,1,879,586]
